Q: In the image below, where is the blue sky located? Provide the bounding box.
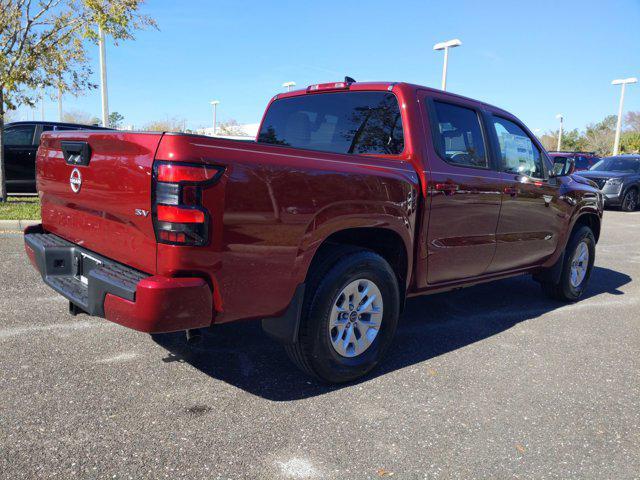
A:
[23,0,640,133]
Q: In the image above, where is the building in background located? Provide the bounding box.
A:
[196,122,259,140]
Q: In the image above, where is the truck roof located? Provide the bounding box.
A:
[275,81,513,117]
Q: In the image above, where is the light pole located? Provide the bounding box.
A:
[210,100,220,135]
[433,38,462,91]
[40,95,45,121]
[612,77,637,155]
[98,25,109,127]
[282,81,296,92]
[58,88,62,121]
[556,114,564,151]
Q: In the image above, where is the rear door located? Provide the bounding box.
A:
[419,91,503,284]
[3,123,37,191]
[37,131,163,274]
[485,114,565,272]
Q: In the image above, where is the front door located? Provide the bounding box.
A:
[419,93,503,284]
[484,114,565,272]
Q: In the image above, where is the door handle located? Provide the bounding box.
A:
[435,183,459,196]
[503,186,518,197]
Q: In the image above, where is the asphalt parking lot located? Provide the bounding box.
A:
[1,211,638,479]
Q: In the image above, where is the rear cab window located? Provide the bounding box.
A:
[258,91,404,155]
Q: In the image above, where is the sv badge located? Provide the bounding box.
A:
[135,208,150,217]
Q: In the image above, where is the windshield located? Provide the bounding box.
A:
[590,157,640,173]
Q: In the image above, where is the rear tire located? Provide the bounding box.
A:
[541,226,595,302]
[621,188,638,212]
[286,249,400,383]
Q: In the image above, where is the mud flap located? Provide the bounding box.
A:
[261,283,306,345]
[533,251,565,284]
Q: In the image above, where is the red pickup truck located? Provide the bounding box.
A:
[24,80,603,383]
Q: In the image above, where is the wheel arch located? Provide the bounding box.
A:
[308,227,411,293]
[623,183,639,197]
[572,211,601,243]
[263,225,412,346]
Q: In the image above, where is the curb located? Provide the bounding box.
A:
[0,219,40,232]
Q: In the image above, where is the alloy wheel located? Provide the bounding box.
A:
[569,241,589,288]
[328,279,383,358]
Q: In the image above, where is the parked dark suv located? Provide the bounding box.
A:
[578,155,640,211]
[2,121,110,193]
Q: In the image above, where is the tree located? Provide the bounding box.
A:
[539,128,588,152]
[143,117,186,132]
[0,1,156,202]
[621,131,640,153]
[539,132,558,152]
[624,111,640,133]
[584,115,616,156]
[3,109,18,123]
[108,111,124,129]
[62,109,99,125]
[217,119,249,137]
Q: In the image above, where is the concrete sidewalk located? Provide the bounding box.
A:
[0,219,40,232]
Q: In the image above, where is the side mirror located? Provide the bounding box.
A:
[552,157,575,177]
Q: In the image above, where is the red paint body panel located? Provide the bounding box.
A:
[37,131,162,274]
[30,81,603,334]
[154,132,418,323]
[103,276,212,333]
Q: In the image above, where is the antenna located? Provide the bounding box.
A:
[344,76,356,84]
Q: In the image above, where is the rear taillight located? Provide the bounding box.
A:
[152,161,224,246]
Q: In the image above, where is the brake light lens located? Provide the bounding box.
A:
[157,205,206,223]
[152,161,224,246]
[307,82,349,92]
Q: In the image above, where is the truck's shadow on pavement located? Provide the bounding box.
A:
[151,266,630,401]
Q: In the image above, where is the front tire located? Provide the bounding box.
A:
[286,250,400,383]
[621,188,638,212]
[541,226,595,302]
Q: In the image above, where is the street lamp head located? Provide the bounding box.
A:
[556,114,563,120]
[433,38,462,51]
[612,77,638,85]
[210,100,220,106]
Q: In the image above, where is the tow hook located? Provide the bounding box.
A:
[69,302,86,316]
[185,329,203,345]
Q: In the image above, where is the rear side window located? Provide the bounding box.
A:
[491,116,544,178]
[431,101,487,168]
[3,125,35,145]
[258,91,404,155]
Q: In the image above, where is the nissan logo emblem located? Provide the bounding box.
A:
[69,168,82,193]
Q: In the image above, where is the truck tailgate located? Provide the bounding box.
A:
[37,131,162,274]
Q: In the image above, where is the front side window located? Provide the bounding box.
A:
[258,91,404,155]
[431,101,487,168]
[3,125,35,146]
[491,116,543,178]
